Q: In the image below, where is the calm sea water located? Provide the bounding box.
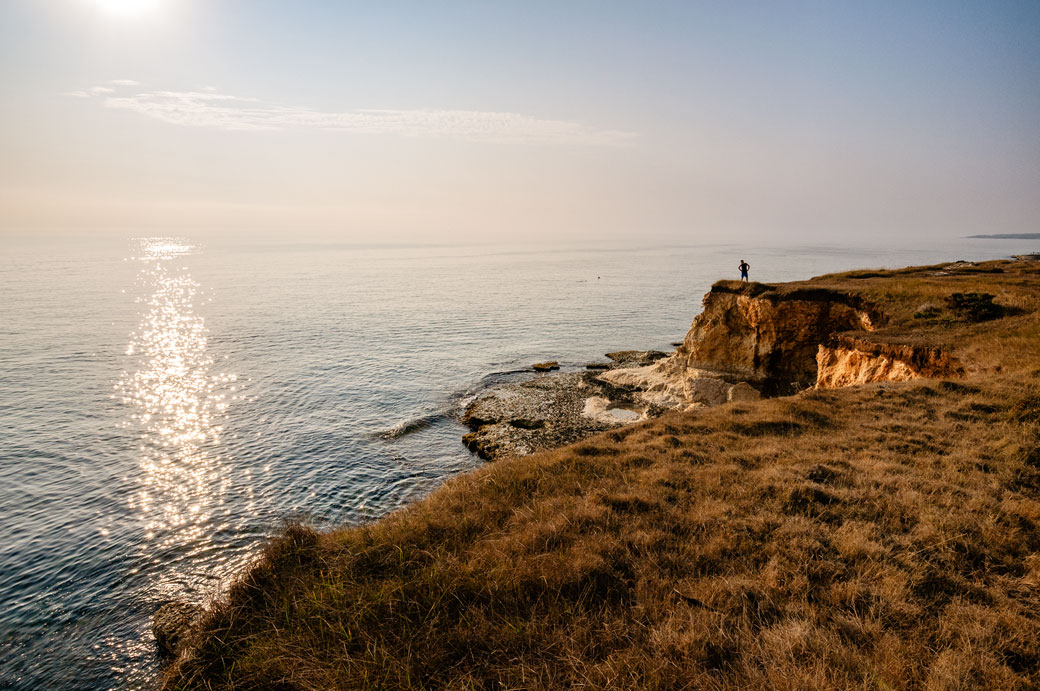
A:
[1,234,1035,689]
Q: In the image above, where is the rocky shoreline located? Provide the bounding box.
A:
[460,350,680,460]
[461,344,770,461]
[461,351,766,461]
[460,277,966,461]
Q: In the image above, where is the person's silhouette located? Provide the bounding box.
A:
[738,259,750,283]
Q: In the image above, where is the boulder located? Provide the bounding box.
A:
[685,376,732,406]
[727,382,761,402]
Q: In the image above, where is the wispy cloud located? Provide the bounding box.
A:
[65,83,638,146]
[109,79,141,86]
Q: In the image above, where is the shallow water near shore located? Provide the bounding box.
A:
[0,234,1036,688]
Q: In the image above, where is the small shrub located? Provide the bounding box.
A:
[913,305,943,322]
[946,292,1003,322]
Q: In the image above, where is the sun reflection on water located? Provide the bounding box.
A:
[118,238,243,592]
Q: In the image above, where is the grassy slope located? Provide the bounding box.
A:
[167,261,1040,690]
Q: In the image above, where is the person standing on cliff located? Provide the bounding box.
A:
[738,259,750,283]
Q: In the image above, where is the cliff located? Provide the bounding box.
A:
[162,259,1040,690]
[673,281,881,393]
[605,278,963,413]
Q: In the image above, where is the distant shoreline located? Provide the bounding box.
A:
[965,233,1040,239]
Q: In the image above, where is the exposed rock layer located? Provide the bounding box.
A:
[815,335,963,389]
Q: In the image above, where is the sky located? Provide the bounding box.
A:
[1,0,1038,243]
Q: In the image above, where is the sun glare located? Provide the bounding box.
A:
[93,0,162,16]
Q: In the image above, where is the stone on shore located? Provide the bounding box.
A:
[605,350,671,367]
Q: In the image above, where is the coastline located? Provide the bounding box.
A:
[159,258,1040,689]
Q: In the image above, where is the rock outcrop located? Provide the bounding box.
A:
[596,362,762,410]
[673,281,880,394]
[815,335,963,389]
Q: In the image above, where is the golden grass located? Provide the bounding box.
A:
[165,261,1040,690]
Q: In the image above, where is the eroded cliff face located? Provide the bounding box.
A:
[815,336,963,389]
[674,282,880,394]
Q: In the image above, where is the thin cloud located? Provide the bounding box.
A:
[68,83,638,146]
[109,79,141,86]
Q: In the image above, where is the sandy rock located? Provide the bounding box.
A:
[598,362,688,411]
[597,364,659,389]
[685,376,732,406]
[727,382,761,402]
[638,388,686,410]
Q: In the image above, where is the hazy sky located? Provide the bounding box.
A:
[1,0,1038,243]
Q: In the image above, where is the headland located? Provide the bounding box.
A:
[160,259,1040,689]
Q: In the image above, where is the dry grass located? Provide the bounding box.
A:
[165,261,1040,690]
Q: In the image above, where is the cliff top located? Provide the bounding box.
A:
[164,260,1040,690]
[706,260,1040,372]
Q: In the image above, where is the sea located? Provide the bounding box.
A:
[1,234,1036,689]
